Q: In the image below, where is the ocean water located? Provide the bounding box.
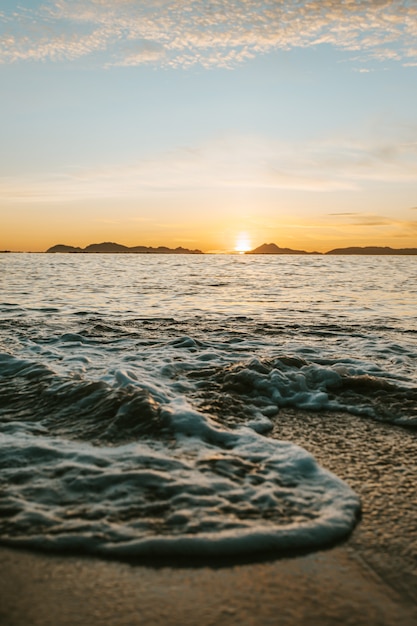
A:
[0,253,416,559]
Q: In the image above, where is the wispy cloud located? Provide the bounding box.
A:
[1,1,416,68]
[347,214,403,227]
[328,212,358,216]
[1,131,417,202]
[325,211,417,236]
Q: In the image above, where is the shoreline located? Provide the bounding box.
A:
[1,409,416,625]
[272,409,417,603]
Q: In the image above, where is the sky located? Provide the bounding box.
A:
[1,0,417,253]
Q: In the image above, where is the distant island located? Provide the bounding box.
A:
[46,242,203,254]
[3,241,415,255]
[246,243,320,255]
[325,246,417,255]
[246,243,417,255]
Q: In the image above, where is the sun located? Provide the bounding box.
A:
[234,233,252,254]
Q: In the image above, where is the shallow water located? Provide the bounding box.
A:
[0,253,416,558]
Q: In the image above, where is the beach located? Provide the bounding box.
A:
[2,408,416,626]
[3,0,417,619]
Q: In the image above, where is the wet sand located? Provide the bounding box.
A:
[1,410,416,626]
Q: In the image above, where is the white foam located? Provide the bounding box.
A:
[0,397,360,558]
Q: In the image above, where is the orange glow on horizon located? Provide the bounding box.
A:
[2,209,417,254]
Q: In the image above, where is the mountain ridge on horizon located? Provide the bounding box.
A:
[245,243,319,255]
[40,241,417,255]
[246,242,417,255]
[46,242,203,254]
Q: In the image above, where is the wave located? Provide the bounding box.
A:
[0,352,361,559]
[1,348,416,449]
[197,356,417,428]
[1,340,415,560]
[0,353,170,445]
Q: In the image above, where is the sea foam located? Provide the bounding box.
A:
[0,394,360,558]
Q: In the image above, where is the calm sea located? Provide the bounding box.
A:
[0,253,416,559]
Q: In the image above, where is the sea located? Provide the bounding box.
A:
[0,253,416,560]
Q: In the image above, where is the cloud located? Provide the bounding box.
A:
[348,215,400,227]
[1,131,417,202]
[325,211,417,232]
[1,0,416,68]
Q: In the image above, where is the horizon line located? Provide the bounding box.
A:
[2,241,417,255]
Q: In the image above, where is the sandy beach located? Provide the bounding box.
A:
[1,410,416,626]
[3,0,417,617]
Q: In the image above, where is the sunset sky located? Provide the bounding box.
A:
[1,0,417,252]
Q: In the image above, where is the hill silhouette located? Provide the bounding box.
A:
[46,242,203,254]
[45,241,417,255]
[325,246,417,255]
[247,243,417,255]
[246,243,320,255]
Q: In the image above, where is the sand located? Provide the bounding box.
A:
[1,410,416,626]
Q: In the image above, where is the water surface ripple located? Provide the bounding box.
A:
[0,254,416,559]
